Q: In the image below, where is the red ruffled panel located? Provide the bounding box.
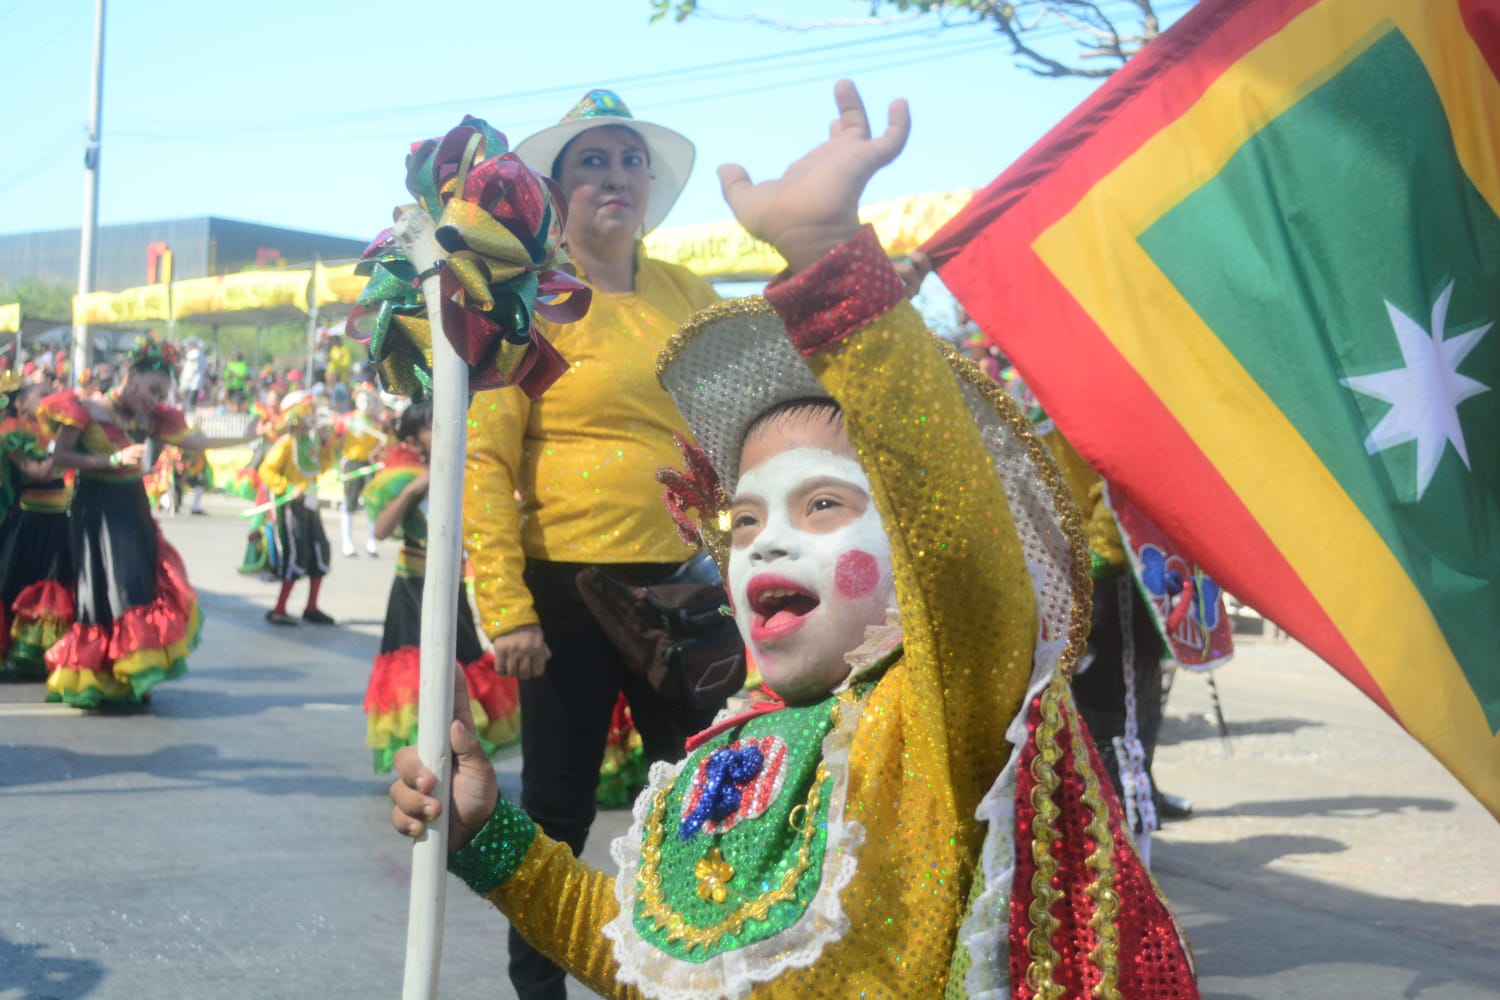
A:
[46,527,198,675]
[1009,688,1198,999]
[364,647,421,714]
[462,651,518,723]
[12,580,75,623]
[365,648,519,722]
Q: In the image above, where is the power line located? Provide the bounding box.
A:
[108,34,1003,149]
[0,128,80,192]
[112,20,992,137]
[0,4,91,85]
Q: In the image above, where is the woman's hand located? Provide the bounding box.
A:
[112,443,147,470]
[893,250,933,299]
[389,670,499,852]
[718,79,909,273]
[492,624,550,680]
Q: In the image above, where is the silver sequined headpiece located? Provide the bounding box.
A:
[656,296,1093,671]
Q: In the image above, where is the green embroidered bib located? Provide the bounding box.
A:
[632,696,841,960]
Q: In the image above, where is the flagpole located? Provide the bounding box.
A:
[391,207,463,1000]
[72,0,106,385]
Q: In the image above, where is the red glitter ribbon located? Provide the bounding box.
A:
[655,432,729,549]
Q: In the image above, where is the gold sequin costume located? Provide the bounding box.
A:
[463,248,718,639]
[448,229,1198,998]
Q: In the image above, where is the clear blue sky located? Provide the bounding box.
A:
[0,0,1148,245]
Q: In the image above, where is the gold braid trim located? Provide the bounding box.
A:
[1063,685,1122,1000]
[939,342,1094,679]
[1026,678,1067,1000]
[634,696,844,952]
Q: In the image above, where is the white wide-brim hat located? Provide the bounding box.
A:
[656,297,1092,666]
[514,89,695,235]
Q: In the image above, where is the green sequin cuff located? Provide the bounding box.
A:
[448,798,537,896]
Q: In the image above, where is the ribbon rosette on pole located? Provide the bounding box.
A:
[347,115,585,401]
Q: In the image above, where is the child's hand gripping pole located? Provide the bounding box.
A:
[391,205,468,1000]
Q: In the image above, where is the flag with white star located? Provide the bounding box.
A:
[923,0,1500,817]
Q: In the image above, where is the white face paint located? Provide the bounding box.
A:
[728,447,894,702]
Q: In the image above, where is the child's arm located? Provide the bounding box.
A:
[257,436,293,496]
[728,80,1038,809]
[767,244,1037,810]
[365,469,428,541]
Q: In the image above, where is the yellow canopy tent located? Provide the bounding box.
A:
[71,261,365,494]
[71,261,363,328]
[68,189,972,323]
[643,189,973,281]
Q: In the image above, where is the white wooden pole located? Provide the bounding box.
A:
[392,207,466,1000]
[72,0,106,385]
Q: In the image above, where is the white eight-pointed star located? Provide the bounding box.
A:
[1340,281,1492,500]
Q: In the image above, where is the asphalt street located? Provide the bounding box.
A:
[2,495,1496,999]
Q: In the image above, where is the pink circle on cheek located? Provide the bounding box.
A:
[835,550,881,599]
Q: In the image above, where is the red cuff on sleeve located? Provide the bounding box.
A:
[150,404,190,442]
[764,225,906,356]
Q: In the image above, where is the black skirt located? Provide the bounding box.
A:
[72,476,157,628]
[380,574,484,662]
[0,495,73,608]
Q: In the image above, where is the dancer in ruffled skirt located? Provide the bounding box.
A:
[362,401,519,772]
[39,335,251,707]
[0,374,73,680]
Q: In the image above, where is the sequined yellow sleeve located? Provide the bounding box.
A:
[450,802,636,999]
[464,386,538,637]
[258,436,293,496]
[1043,428,1126,572]
[489,837,638,998]
[767,228,1039,812]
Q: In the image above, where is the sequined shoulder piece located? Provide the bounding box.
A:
[36,390,90,432]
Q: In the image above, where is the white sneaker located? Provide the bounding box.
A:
[366,540,379,558]
[342,543,356,557]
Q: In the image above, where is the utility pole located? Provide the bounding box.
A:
[73,0,106,385]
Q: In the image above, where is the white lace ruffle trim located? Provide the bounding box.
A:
[601,680,867,1000]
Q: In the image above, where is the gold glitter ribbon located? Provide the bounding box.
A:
[1026,677,1067,1000]
[1065,686,1123,1000]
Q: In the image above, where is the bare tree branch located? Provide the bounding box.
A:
[653,0,1184,78]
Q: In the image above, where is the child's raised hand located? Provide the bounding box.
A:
[718,79,909,274]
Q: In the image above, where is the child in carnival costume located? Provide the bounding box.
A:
[362,400,520,773]
[258,392,337,626]
[336,388,388,558]
[391,82,1197,998]
[235,389,285,576]
[40,334,249,707]
[0,373,74,681]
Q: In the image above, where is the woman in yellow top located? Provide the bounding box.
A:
[464,88,729,998]
[258,394,338,626]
